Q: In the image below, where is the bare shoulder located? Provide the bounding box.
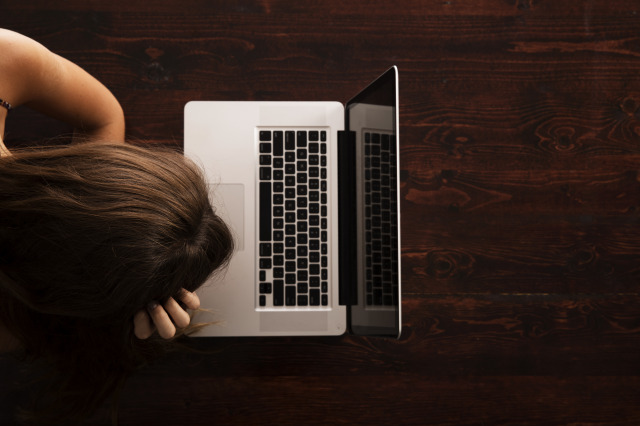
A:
[0,29,57,106]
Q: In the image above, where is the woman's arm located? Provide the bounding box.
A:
[0,29,124,142]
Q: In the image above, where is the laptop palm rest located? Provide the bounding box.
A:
[210,183,245,251]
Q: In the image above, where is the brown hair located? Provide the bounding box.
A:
[0,142,234,423]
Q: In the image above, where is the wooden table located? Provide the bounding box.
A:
[2,1,640,424]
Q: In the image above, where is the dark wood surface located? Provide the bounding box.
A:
[2,1,640,424]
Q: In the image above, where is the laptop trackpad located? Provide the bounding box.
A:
[210,183,245,251]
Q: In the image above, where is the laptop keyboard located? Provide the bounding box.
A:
[257,129,330,308]
[363,131,399,307]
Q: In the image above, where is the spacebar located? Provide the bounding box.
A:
[259,182,271,241]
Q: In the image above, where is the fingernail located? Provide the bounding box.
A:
[147,301,159,311]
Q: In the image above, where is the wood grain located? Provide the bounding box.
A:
[2,1,640,424]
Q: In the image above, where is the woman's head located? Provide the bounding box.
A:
[0,142,234,421]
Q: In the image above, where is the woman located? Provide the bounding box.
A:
[0,29,234,422]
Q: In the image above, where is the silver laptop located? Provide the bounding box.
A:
[184,66,401,338]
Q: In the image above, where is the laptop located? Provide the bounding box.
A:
[184,66,401,338]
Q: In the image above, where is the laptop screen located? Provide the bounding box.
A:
[344,67,401,338]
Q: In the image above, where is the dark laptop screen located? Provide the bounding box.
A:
[344,67,401,338]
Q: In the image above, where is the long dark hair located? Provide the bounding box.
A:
[0,142,234,423]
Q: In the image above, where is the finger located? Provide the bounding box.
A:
[163,297,191,329]
[133,309,156,340]
[147,301,176,339]
[178,288,200,310]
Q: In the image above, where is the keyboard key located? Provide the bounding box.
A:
[259,167,271,180]
[297,131,307,147]
[310,289,320,306]
[259,143,271,153]
[259,182,271,241]
[273,280,284,306]
[260,283,272,294]
[309,131,319,141]
[274,131,284,156]
[285,131,295,150]
[260,243,272,257]
[259,155,271,165]
[286,286,296,306]
[260,131,271,141]
[260,258,272,269]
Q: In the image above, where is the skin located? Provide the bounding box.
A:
[135,290,201,340]
[0,29,193,346]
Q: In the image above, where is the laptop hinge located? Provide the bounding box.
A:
[338,130,357,306]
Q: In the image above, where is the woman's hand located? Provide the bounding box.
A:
[133,289,201,339]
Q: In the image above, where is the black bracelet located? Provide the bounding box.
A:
[0,98,12,111]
